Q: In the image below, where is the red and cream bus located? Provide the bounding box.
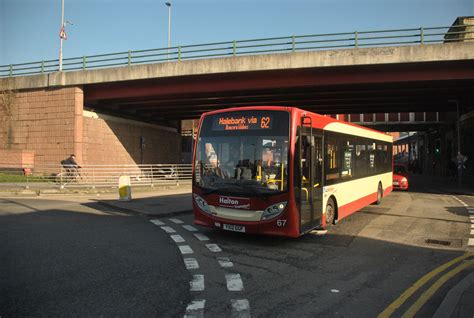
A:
[192,106,392,237]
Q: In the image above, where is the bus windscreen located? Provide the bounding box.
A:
[194,110,290,196]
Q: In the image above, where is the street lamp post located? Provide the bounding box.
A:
[449,100,464,187]
[59,0,65,71]
[165,2,171,59]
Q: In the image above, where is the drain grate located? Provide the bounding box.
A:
[425,239,451,246]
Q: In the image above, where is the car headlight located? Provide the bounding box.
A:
[261,201,287,220]
[193,194,210,214]
[401,177,407,182]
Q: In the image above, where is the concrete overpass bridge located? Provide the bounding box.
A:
[3,42,473,122]
[1,23,473,173]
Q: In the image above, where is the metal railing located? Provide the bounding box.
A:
[0,164,192,189]
[1,24,473,77]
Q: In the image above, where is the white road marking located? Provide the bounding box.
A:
[184,258,199,270]
[161,226,176,233]
[150,219,165,226]
[193,233,210,241]
[452,196,468,206]
[471,224,474,229]
[206,244,222,252]
[183,225,199,232]
[331,289,340,293]
[179,245,194,255]
[184,300,205,318]
[231,299,250,318]
[190,274,205,291]
[469,238,474,246]
[226,273,244,291]
[470,229,474,235]
[169,218,184,224]
[170,234,185,243]
[218,257,234,268]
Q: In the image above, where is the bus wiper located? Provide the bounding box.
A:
[202,182,242,195]
[202,188,220,195]
[242,184,268,201]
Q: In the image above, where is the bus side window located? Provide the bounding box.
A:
[354,139,367,178]
[325,135,340,183]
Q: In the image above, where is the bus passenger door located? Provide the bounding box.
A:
[297,124,323,233]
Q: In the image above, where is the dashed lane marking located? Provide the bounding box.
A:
[149,219,165,226]
[452,196,468,207]
[451,196,474,250]
[161,226,176,233]
[184,300,205,318]
[170,234,185,243]
[206,244,222,253]
[190,274,205,291]
[184,258,200,270]
[193,233,210,241]
[149,219,250,317]
[218,257,234,268]
[231,299,250,318]
[179,245,194,255]
[226,273,244,291]
[183,225,199,232]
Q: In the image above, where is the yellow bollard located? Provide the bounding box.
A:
[118,176,132,201]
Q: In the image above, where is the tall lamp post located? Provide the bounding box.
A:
[165,2,171,59]
[449,99,464,187]
[58,0,72,71]
[59,0,65,71]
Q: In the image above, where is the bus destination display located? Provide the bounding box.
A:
[212,115,273,131]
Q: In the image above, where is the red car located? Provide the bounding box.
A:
[393,163,409,190]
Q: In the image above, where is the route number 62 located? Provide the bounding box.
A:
[276,219,287,227]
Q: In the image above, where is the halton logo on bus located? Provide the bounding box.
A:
[218,196,251,209]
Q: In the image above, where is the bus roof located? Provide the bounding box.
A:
[201,106,392,143]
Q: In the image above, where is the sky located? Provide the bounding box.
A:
[0,0,473,66]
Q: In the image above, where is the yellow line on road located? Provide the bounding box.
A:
[378,252,473,318]
[401,259,474,318]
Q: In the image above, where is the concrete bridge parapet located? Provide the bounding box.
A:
[1,42,473,91]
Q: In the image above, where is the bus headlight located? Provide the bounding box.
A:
[193,194,210,214]
[262,201,287,220]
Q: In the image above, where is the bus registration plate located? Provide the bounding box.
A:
[223,224,246,233]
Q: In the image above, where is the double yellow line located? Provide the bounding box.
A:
[378,252,474,318]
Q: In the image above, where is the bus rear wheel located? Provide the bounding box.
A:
[325,198,335,227]
[376,183,383,205]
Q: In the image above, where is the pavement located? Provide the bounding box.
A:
[1,175,474,317]
[97,186,192,217]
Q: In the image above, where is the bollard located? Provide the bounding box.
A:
[118,176,132,201]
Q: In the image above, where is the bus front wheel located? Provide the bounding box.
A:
[325,197,335,227]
